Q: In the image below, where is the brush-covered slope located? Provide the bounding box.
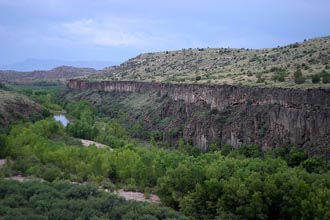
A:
[92,36,330,88]
[0,88,43,128]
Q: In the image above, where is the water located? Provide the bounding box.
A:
[54,114,70,127]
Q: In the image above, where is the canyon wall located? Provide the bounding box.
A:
[68,79,330,155]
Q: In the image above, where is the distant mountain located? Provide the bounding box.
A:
[0,66,98,82]
[0,59,120,71]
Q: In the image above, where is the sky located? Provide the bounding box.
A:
[0,0,329,67]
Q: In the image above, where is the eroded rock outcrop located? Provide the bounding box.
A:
[67,79,330,156]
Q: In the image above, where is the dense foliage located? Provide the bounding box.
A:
[1,87,330,220]
[1,117,330,220]
[8,81,64,112]
[0,179,187,220]
[65,101,99,140]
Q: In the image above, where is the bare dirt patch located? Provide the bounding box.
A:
[4,175,43,182]
[116,189,160,204]
[80,139,111,149]
[0,159,6,167]
[1,170,160,204]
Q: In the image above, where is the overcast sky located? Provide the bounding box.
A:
[0,0,329,66]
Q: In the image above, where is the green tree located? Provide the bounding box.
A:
[157,159,204,208]
[0,134,8,158]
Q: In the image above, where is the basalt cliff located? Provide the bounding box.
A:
[67,79,330,156]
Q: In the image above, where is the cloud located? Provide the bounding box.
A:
[59,18,145,47]
[55,16,193,51]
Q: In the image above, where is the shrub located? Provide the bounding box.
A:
[273,71,287,82]
[290,42,299,48]
[322,74,330,84]
[255,72,263,78]
[0,83,6,89]
[256,78,265,83]
[277,75,285,82]
[294,69,302,78]
[249,57,258,62]
[320,70,330,84]
[294,69,305,84]
[294,76,305,84]
[195,76,201,81]
[312,74,321,83]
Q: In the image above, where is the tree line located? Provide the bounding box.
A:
[0,179,187,220]
[1,116,330,219]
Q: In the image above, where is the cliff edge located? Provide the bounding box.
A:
[67,79,330,156]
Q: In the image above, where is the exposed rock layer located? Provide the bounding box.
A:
[68,79,330,156]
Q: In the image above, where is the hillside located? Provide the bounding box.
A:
[0,66,97,83]
[0,89,43,128]
[92,36,330,88]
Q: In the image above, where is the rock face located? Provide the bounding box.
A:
[68,79,330,156]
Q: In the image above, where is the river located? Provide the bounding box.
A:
[54,114,70,126]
